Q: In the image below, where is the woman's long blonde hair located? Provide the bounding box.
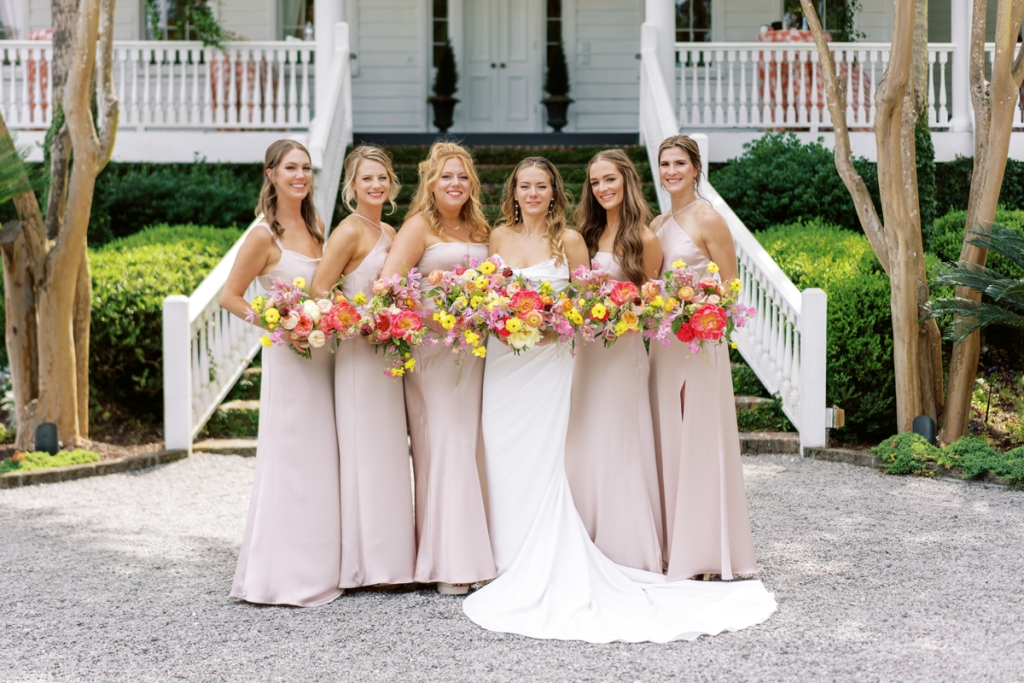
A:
[573,149,651,286]
[341,145,401,215]
[499,157,572,266]
[406,142,489,243]
[256,139,324,246]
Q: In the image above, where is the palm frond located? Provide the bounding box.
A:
[0,128,32,206]
[965,224,1024,272]
[926,297,1024,342]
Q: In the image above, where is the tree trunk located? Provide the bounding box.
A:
[914,0,930,120]
[73,252,91,439]
[940,0,1024,444]
[44,0,79,241]
[0,222,38,450]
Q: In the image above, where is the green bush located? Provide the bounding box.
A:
[88,161,262,245]
[1003,446,1024,488]
[934,156,1024,218]
[758,219,898,441]
[709,133,880,232]
[0,449,100,474]
[873,433,940,475]
[89,224,242,419]
[940,436,1002,478]
[927,207,1024,279]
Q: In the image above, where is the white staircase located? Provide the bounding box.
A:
[640,23,829,450]
[162,23,354,452]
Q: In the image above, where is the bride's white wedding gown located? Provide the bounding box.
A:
[462,259,777,643]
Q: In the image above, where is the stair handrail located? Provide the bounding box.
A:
[640,22,828,449]
[163,217,265,452]
[309,21,354,231]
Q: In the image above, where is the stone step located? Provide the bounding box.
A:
[734,395,773,413]
[739,432,800,455]
[193,438,257,457]
[200,399,259,439]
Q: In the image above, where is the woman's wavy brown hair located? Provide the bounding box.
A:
[573,149,651,286]
[657,134,705,199]
[406,142,489,243]
[498,157,572,266]
[341,145,401,215]
[256,139,324,246]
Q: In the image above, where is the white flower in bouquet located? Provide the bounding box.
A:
[302,299,322,323]
[316,298,333,313]
[281,311,301,330]
[308,329,327,348]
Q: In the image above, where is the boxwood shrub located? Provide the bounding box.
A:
[757,219,914,442]
[709,133,881,233]
[89,224,242,419]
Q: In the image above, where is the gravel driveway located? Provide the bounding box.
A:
[1,452,1022,682]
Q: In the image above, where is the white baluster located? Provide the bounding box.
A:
[300,48,311,124]
[938,50,949,125]
[18,48,28,124]
[784,49,795,125]
[725,49,736,125]
[738,49,748,125]
[713,49,724,125]
[163,295,193,453]
[228,48,239,125]
[701,49,711,125]
[253,49,265,125]
[203,48,215,125]
[190,48,200,124]
[44,45,53,125]
[678,48,688,126]
[239,48,250,125]
[274,49,285,124]
[288,49,299,123]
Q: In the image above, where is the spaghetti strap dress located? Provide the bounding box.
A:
[230,223,342,607]
[564,252,663,572]
[335,226,416,588]
[648,214,758,581]
[405,241,496,585]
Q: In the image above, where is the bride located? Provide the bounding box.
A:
[463,156,778,643]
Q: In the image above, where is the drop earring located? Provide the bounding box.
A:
[548,199,554,215]
[514,200,521,223]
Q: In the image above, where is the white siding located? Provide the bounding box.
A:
[115,0,141,40]
[573,0,642,132]
[350,0,427,131]
[28,0,48,32]
[856,0,894,42]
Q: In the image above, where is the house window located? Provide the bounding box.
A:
[675,0,711,43]
[144,0,198,41]
[280,0,315,41]
[433,0,449,66]
[547,0,563,66]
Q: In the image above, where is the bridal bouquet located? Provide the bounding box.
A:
[566,264,659,348]
[649,259,756,353]
[425,255,507,360]
[360,268,431,378]
[248,277,355,359]
[487,274,579,354]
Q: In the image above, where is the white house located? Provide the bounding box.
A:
[1,0,1020,164]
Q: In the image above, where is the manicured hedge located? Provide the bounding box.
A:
[89,224,242,419]
[88,161,262,245]
[757,219,902,441]
[709,133,881,233]
[934,156,1024,218]
[927,207,1024,279]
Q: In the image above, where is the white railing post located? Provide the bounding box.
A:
[798,288,827,450]
[163,295,192,453]
[309,21,353,230]
[949,0,971,132]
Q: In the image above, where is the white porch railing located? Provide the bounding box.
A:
[643,24,829,449]
[162,24,352,451]
[1,39,316,130]
[674,40,1023,131]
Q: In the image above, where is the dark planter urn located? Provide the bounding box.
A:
[542,96,574,132]
[428,96,459,133]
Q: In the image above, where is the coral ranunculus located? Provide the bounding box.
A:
[675,322,695,343]
[689,304,728,341]
[510,290,544,316]
[609,281,639,306]
[374,311,393,341]
[392,310,423,339]
[330,301,361,330]
[294,314,314,336]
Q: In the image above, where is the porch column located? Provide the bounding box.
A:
[949,0,971,132]
[316,0,345,120]
[645,0,675,103]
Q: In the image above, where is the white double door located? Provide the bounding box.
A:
[463,0,542,132]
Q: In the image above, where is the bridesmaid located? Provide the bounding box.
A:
[220,140,341,607]
[379,142,496,595]
[649,134,758,581]
[311,145,416,589]
[565,150,664,573]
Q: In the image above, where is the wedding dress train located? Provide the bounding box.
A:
[462,259,777,643]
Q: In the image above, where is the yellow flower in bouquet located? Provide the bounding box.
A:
[475,276,490,290]
[505,317,524,333]
[478,260,496,275]
[470,295,484,309]
[264,308,281,325]
[293,276,307,289]
[353,292,367,305]
[464,329,481,346]
[621,311,640,330]
[250,295,264,313]
[671,259,686,269]
[472,346,487,358]
[260,334,273,347]
[708,262,720,274]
